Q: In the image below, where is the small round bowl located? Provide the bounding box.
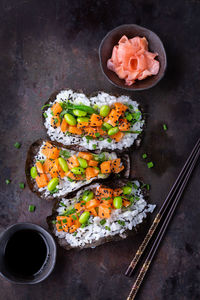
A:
[99,24,167,91]
[0,223,57,284]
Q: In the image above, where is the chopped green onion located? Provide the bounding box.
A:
[54,118,58,124]
[147,162,154,169]
[60,202,66,207]
[107,138,112,143]
[73,231,77,236]
[52,220,57,224]
[101,197,111,200]
[117,220,125,226]
[62,219,67,223]
[99,137,104,141]
[81,224,86,228]
[51,111,54,116]
[92,144,97,150]
[43,112,48,118]
[19,182,25,189]
[38,159,45,164]
[133,183,138,190]
[72,215,77,220]
[105,226,111,231]
[146,184,150,191]
[129,104,133,109]
[5,179,11,184]
[163,124,167,131]
[28,205,35,212]
[14,142,21,149]
[93,104,99,110]
[95,132,100,137]
[100,219,106,225]
[142,153,147,159]
[60,150,71,158]
[63,208,76,216]
[41,103,51,110]
[50,188,59,194]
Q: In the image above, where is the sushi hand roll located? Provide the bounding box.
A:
[25,140,130,200]
[42,90,144,150]
[47,180,156,250]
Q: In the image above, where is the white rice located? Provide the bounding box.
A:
[55,181,156,248]
[35,141,118,198]
[44,90,144,150]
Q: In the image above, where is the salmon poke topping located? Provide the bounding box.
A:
[47,101,141,142]
[30,142,125,191]
[55,183,135,234]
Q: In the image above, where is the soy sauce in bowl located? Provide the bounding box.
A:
[0,223,56,284]
[4,229,48,278]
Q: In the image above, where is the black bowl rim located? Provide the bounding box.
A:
[99,23,167,91]
[0,222,57,284]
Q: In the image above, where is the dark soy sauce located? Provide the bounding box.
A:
[4,229,48,277]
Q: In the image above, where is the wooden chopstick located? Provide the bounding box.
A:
[126,139,200,300]
[125,137,200,277]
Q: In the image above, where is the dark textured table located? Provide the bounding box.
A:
[0,1,200,299]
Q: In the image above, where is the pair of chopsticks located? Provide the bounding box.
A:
[126,137,200,300]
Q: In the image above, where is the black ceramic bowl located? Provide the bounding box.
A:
[99,24,167,91]
[0,223,57,284]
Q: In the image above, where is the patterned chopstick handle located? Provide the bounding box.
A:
[127,259,151,300]
[126,213,161,275]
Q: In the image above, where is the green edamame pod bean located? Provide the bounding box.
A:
[122,185,132,195]
[113,196,123,209]
[58,157,69,172]
[125,113,133,121]
[100,105,110,117]
[71,167,85,175]
[77,117,90,123]
[30,166,38,179]
[82,190,94,202]
[77,157,88,168]
[73,109,87,117]
[103,122,113,130]
[48,178,59,191]
[64,113,77,125]
[108,127,119,136]
[79,211,90,224]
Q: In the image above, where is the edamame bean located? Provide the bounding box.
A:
[73,109,87,117]
[108,127,119,136]
[125,113,133,121]
[103,122,113,130]
[30,166,37,179]
[48,178,59,191]
[71,167,85,175]
[77,117,90,123]
[82,190,94,202]
[64,113,77,125]
[100,105,110,117]
[58,157,69,172]
[113,196,123,209]
[77,157,88,168]
[79,211,90,224]
[122,185,132,195]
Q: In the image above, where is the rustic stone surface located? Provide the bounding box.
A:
[0,0,200,299]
